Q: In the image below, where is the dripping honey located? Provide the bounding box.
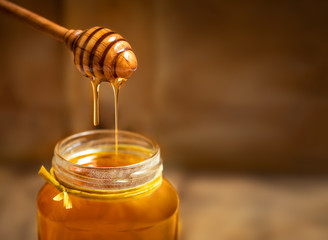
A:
[90,77,125,154]
[110,78,125,153]
[90,77,101,126]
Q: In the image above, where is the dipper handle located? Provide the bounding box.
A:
[0,0,67,41]
[0,0,137,80]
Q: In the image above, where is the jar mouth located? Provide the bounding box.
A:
[52,129,162,191]
[54,129,160,170]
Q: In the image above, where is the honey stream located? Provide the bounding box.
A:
[110,78,125,153]
[90,78,101,126]
[90,77,125,154]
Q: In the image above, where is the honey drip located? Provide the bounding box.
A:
[90,77,101,126]
[110,78,125,154]
[90,77,126,154]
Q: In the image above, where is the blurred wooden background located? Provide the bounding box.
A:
[0,0,328,173]
[1,1,328,240]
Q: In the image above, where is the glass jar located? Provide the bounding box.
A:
[37,130,179,240]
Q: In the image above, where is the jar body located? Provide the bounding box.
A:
[37,178,179,240]
[37,130,179,239]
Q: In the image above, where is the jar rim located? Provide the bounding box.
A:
[52,129,162,191]
[54,129,160,170]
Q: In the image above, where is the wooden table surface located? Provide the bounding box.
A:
[1,166,328,240]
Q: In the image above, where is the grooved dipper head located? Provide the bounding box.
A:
[64,27,137,81]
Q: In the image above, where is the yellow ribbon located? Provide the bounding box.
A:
[38,166,72,209]
[38,165,162,210]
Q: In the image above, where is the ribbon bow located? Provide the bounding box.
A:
[38,166,72,209]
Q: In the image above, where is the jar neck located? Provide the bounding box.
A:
[52,130,163,192]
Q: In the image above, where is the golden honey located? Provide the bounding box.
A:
[37,130,179,240]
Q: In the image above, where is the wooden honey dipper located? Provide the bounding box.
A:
[0,0,137,81]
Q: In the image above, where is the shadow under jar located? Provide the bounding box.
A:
[37,130,179,240]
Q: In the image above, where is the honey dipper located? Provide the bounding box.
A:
[0,0,137,81]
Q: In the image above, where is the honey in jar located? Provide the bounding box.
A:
[37,130,179,239]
